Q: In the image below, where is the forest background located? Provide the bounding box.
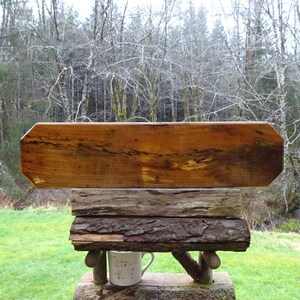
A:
[0,0,300,228]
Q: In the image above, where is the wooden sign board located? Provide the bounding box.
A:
[20,122,283,188]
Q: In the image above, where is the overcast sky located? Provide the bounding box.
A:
[63,0,225,18]
[24,0,233,32]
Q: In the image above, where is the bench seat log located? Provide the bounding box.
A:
[71,188,242,218]
[70,217,250,252]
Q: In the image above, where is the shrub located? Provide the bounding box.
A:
[275,218,300,233]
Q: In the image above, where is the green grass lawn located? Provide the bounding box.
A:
[0,208,299,300]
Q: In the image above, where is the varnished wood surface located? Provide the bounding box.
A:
[71,188,242,218]
[21,122,283,188]
[69,216,250,252]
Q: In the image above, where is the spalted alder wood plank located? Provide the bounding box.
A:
[71,188,243,218]
[69,217,250,252]
[21,122,283,188]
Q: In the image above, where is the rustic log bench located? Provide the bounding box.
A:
[21,122,283,300]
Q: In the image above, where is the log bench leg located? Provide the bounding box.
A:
[85,251,107,285]
[172,251,221,284]
[84,250,221,285]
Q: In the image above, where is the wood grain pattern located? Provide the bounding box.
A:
[21,122,283,188]
[73,272,236,300]
[69,217,250,252]
[71,188,242,218]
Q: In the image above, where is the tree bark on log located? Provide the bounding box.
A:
[70,217,250,252]
[73,272,236,300]
[71,188,242,218]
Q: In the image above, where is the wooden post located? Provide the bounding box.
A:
[172,251,221,284]
[198,252,213,284]
[172,251,202,282]
[85,251,107,285]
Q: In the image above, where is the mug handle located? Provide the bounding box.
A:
[141,252,155,275]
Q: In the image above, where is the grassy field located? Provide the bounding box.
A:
[0,207,299,300]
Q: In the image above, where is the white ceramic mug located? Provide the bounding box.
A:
[108,251,154,286]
